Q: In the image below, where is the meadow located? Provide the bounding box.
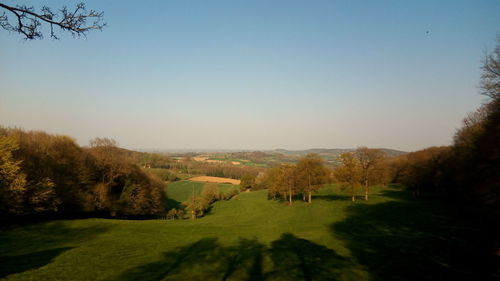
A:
[166,180,239,207]
[0,184,483,281]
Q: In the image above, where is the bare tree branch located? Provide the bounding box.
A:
[480,37,500,99]
[0,2,105,40]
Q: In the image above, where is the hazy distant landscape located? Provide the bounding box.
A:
[0,1,499,281]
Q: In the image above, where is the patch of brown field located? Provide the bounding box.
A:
[206,159,223,164]
[231,161,241,165]
[193,156,208,162]
[189,176,241,185]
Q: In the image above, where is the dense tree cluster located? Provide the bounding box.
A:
[239,174,256,191]
[147,168,180,182]
[171,160,264,180]
[0,128,166,220]
[266,154,330,204]
[333,148,388,201]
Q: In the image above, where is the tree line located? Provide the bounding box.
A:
[263,154,331,204]
[254,149,390,205]
[369,39,499,270]
[0,128,166,220]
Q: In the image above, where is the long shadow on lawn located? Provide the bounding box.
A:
[0,247,73,277]
[0,221,111,278]
[331,188,493,281]
[109,233,359,281]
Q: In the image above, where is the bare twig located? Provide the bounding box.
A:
[0,2,105,40]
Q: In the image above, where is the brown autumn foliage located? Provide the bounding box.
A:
[333,152,362,201]
[266,154,330,204]
[266,165,299,203]
[0,128,166,219]
[355,147,386,200]
[378,39,500,268]
[296,154,330,203]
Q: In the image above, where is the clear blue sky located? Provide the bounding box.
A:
[1,0,499,151]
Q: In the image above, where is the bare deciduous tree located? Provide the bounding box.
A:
[0,2,105,40]
[88,138,128,187]
[355,147,385,201]
[481,37,500,99]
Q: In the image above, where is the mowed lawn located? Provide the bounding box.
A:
[0,185,483,281]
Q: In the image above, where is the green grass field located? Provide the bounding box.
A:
[0,185,483,281]
[166,180,239,207]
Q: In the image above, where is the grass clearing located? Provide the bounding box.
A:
[0,185,482,281]
[166,180,239,204]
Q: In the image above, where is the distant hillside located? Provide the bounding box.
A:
[271,148,407,157]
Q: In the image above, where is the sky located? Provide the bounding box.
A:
[1,0,499,152]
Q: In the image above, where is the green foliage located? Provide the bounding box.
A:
[201,183,220,204]
[180,182,240,219]
[183,194,209,219]
[224,188,240,200]
[147,168,179,182]
[239,174,256,191]
[166,208,184,220]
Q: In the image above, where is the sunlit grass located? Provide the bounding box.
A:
[0,185,476,281]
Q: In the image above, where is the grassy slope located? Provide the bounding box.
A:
[167,180,239,203]
[0,185,485,281]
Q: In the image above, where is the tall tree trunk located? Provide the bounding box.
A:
[289,186,292,205]
[308,173,312,203]
[351,186,355,201]
[308,191,312,203]
[364,179,369,200]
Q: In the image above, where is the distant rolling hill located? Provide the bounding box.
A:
[271,148,407,157]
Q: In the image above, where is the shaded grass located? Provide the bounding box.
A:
[107,233,363,281]
[332,187,494,281]
[0,221,111,280]
[0,247,73,278]
[0,185,491,280]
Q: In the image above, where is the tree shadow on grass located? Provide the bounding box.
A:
[0,247,73,277]
[331,188,493,281]
[109,233,359,281]
[0,221,111,278]
[108,237,262,281]
[165,197,182,211]
[267,233,361,281]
